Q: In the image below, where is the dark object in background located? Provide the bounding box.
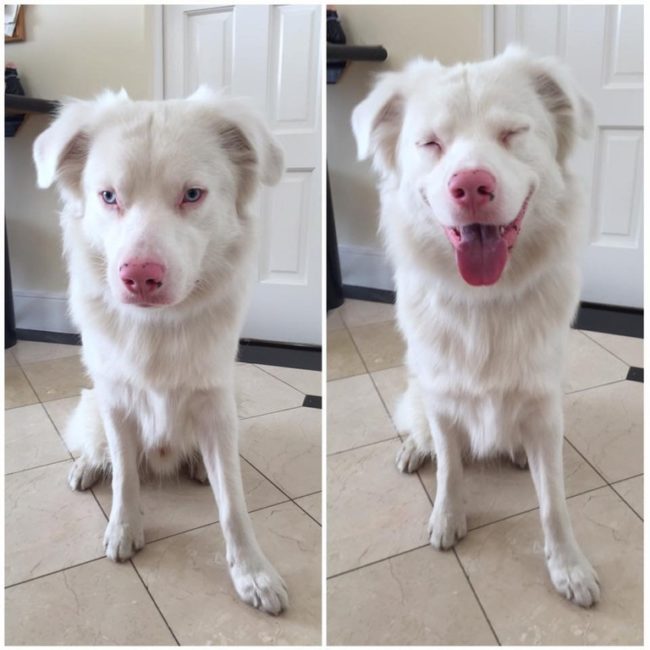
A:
[327,9,347,84]
[5,65,26,137]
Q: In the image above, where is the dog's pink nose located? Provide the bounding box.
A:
[448,169,496,210]
[119,260,166,296]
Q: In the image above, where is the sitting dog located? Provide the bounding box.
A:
[352,46,599,607]
[33,87,288,614]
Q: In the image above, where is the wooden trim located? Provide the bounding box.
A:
[5,6,26,43]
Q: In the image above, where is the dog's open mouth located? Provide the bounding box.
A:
[443,192,532,286]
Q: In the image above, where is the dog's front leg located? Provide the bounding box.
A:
[196,387,288,615]
[98,391,144,562]
[425,406,467,549]
[521,395,600,607]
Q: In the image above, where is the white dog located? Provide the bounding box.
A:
[33,88,288,614]
[352,46,600,607]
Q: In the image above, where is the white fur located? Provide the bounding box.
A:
[352,47,600,607]
[33,87,288,615]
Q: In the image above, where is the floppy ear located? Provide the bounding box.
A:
[33,89,131,194]
[351,71,405,173]
[189,87,284,190]
[33,101,91,193]
[529,56,594,163]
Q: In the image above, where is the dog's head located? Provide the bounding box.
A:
[34,87,283,312]
[352,47,593,289]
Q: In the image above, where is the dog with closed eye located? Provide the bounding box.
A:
[352,46,600,607]
[33,87,288,615]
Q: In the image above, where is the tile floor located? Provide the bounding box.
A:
[5,340,322,646]
[327,299,643,646]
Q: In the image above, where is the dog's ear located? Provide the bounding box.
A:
[33,89,131,194]
[190,87,284,193]
[33,100,91,193]
[528,55,594,163]
[351,71,405,174]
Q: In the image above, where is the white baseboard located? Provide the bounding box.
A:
[338,244,394,291]
[12,290,77,334]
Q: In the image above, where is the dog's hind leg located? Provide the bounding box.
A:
[394,380,434,473]
[64,389,109,491]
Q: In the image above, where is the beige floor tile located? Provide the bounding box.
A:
[566,330,628,393]
[565,380,642,483]
[5,365,39,409]
[240,407,321,498]
[327,328,366,380]
[6,461,107,585]
[5,404,70,474]
[328,546,496,645]
[20,355,91,402]
[340,299,395,328]
[582,331,643,368]
[296,492,321,523]
[236,363,304,419]
[42,395,81,446]
[612,475,643,519]
[5,348,18,367]
[371,365,408,418]
[134,502,321,645]
[328,439,431,576]
[5,559,175,645]
[456,487,643,645]
[349,320,405,373]
[93,459,287,543]
[418,441,605,530]
[12,340,81,366]
[328,374,396,454]
[258,364,322,396]
[327,308,345,332]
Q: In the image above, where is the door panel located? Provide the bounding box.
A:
[495,5,644,308]
[164,5,322,343]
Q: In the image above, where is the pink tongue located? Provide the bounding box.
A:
[455,224,508,286]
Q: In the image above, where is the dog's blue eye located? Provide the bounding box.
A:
[101,190,117,205]
[183,188,203,203]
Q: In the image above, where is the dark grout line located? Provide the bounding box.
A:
[579,330,640,369]
[452,547,502,645]
[327,544,430,580]
[239,403,304,421]
[608,480,644,522]
[327,435,401,458]
[5,456,72,477]
[253,362,321,397]
[129,560,181,646]
[5,555,107,590]
[564,378,627,396]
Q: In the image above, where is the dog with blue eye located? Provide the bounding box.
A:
[33,87,288,615]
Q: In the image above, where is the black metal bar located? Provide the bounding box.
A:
[327,44,388,63]
[5,94,60,115]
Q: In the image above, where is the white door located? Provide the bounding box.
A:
[494,5,643,308]
[163,4,322,344]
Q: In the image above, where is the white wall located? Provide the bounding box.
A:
[327,5,486,288]
[5,5,155,331]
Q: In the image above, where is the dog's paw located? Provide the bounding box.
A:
[68,457,101,491]
[428,505,467,550]
[395,437,429,473]
[187,457,210,485]
[547,549,600,607]
[103,519,145,562]
[230,557,289,616]
[511,447,529,470]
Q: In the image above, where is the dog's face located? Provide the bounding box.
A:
[34,88,283,311]
[353,47,592,288]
